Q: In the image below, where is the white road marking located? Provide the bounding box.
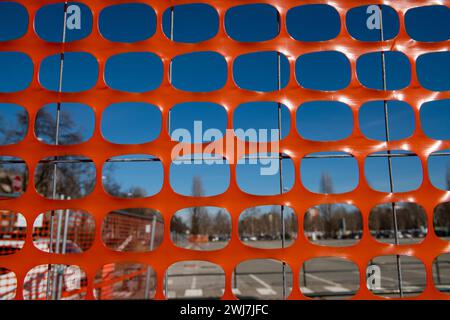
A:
[256,288,276,295]
[184,289,203,297]
[191,275,197,289]
[300,287,313,294]
[324,286,349,293]
[435,284,450,291]
[367,274,422,294]
[221,288,241,296]
[304,273,352,294]
[380,275,418,288]
[378,274,399,283]
[181,264,202,297]
[305,272,347,288]
[248,274,276,295]
[219,288,242,295]
[249,274,272,289]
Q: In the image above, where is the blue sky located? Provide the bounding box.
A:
[0,3,449,197]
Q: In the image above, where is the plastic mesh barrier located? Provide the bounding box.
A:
[0,0,449,300]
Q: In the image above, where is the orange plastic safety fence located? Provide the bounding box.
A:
[102,210,164,252]
[93,263,155,300]
[0,0,449,300]
[32,210,95,253]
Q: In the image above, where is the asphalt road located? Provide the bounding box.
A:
[166,260,225,299]
[164,241,450,300]
[2,240,448,300]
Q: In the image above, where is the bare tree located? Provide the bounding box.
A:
[190,176,207,236]
[35,108,83,145]
[33,110,91,199]
[212,209,231,236]
[0,110,28,145]
[171,214,188,235]
[434,202,450,237]
[302,174,363,239]
[369,203,426,233]
[319,172,334,237]
[34,157,95,199]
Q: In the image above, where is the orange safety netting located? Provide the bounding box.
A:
[0,0,449,300]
